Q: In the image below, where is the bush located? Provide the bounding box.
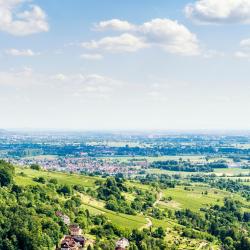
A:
[30,164,41,170]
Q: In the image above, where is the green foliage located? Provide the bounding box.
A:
[97,177,136,215]
[0,160,14,187]
[57,184,72,195]
[33,176,46,184]
[30,164,41,171]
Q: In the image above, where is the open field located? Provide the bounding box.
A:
[161,184,250,212]
[147,168,206,176]
[214,167,250,176]
[14,167,98,187]
[147,167,250,177]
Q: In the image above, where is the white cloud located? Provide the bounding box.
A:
[185,0,250,24]
[52,73,123,98]
[234,38,250,59]
[139,19,200,56]
[82,18,200,56]
[0,0,49,36]
[240,38,250,47]
[82,33,149,52]
[5,48,40,56]
[95,19,135,31]
[0,69,122,99]
[80,53,103,60]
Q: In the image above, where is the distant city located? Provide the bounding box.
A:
[1,130,250,177]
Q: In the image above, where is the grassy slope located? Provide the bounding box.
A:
[14,167,146,230]
[161,184,250,212]
[14,167,248,249]
[15,167,98,187]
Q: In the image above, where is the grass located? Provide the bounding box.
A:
[15,167,98,187]
[147,168,206,176]
[214,168,250,176]
[160,183,250,213]
[147,167,250,177]
[162,185,230,212]
[80,194,147,230]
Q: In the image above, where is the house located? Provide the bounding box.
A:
[69,224,82,236]
[60,236,78,250]
[115,238,129,250]
[60,235,84,250]
[72,235,85,247]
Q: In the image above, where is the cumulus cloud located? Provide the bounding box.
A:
[82,18,200,56]
[185,0,250,24]
[240,38,250,47]
[82,33,149,52]
[139,19,200,55]
[0,0,49,36]
[234,38,250,59]
[95,19,135,31]
[5,48,40,56]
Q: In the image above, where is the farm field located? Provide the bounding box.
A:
[160,184,250,212]
[147,167,250,177]
[214,167,250,176]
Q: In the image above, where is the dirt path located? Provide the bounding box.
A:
[141,191,163,230]
[141,217,152,229]
[153,191,163,207]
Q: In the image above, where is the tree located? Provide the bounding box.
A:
[30,164,41,171]
[0,162,14,187]
[57,185,72,195]
[33,176,46,184]
[153,227,166,239]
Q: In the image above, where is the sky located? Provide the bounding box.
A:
[0,0,250,130]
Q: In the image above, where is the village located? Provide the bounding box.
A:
[56,211,130,250]
[9,157,148,176]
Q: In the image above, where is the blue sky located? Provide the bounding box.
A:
[0,0,250,130]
